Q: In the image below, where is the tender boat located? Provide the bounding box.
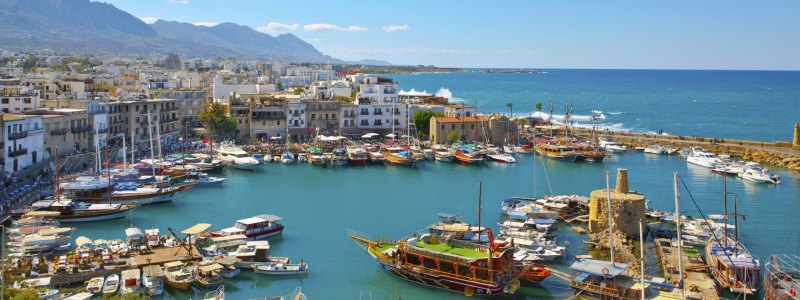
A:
[164,261,194,289]
[187,172,226,186]
[434,149,455,162]
[281,151,295,164]
[254,260,309,275]
[142,265,165,296]
[427,213,484,242]
[120,269,141,296]
[102,273,119,295]
[217,143,260,170]
[331,148,349,166]
[84,276,104,294]
[210,214,283,240]
[686,147,722,168]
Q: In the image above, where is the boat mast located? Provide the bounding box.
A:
[477,181,482,234]
[605,170,615,266]
[94,128,101,173]
[122,133,127,173]
[106,141,113,205]
[639,219,645,300]
[155,116,163,164]
[54,147,60,199]
[533,135,536,199]
[733,193,738,244]
[674,172,685,299]
[724,175,728,247]
[130,125,135,165]
[147,110,156,179]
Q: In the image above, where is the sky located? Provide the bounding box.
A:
[103,0,800,70]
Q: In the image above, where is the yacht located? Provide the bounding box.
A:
[217,143,260,170]
[598,137,627,153]
[643,144,666,155]
[280,151,295,164]
[738,162,780,184]
[210,214,284,240]
[487,151,516,163]
[686,147,722,168]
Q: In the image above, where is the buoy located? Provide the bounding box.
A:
[464,286,475,297]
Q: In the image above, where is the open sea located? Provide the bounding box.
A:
[45,70,800,299]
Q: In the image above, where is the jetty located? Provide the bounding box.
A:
[653,238,719,300]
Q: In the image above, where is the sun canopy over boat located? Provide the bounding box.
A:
[182,223,212,235]
[125,228,144,239]
[570,259,628,278]
[142,265,164,277]
[198,263,224,273]
[386,133,397,138]
[318,135,347,142]
[210,234,248,243]
[214,256,241,267]
[502,199,521,205]
[24,210,60,217]
[93,239,109,248]
[164,261,184,268]
[75,236,93,248]
[37,227,72,236]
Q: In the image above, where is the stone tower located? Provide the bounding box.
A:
[588,168,646,239]
[793,122,799,147]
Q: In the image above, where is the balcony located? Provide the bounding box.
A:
[9,148,28,157]
[97,128,108,134]
[373,111,383,115]
[162,117,179,124]
[163,106,179,112]
[113,119,126,125]
[50,128,68,136]
[252,113,286,120]
[71,125,92,133]
[8,131,28,139]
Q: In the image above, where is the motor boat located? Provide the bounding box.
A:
[281,151,295,164]
[686,147,722,168]
[487,151,516,163]
[331,148,349,166]
[217,143,260,170]
[739,162,780,184]
[434,149,454,162]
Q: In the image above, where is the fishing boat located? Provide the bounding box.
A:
[120,269,141,295]
[575,145,607,163]
[142,265,165,296]
[346,147,368,165]
[28,200,132,223]
[454,148,484,164]
[434,149,455,162]
[487,151,516,163]
[281,151,295,164]
[383,147,415,166]
[195,264,225,289]
[217,143,260,170]
[706,235,762,294]
[102,273,119,295]
[686,147,722,168]
[306,147,328,166]
[254,260,309,275]
[534,142,580,162]
[349,228,523,296]
[164,261,194,289]
[331,148,349,166]
[210,214,283,240]
[84,277,104,294]
[212,256,242,278]
[186,172,226,186]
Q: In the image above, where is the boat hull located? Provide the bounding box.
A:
[378,261,511,296]
[165,279,191,290]
[58,210,129,223]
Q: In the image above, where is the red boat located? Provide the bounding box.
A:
[517,264,551,285]
[210,214,284,240]
[455,148,484,164]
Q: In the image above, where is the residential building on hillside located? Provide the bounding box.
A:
[429,116,489,145]
[1,85,40,113]
[26,108,91,156]
[2,113,45,175]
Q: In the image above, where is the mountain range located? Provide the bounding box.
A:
[0,0,390,64]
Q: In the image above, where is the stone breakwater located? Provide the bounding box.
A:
[568,128,800,172]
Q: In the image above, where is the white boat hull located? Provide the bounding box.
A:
[687,157,718,168]
[229,162,259,170]
[59,211,129,223]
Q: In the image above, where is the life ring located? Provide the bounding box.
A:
[602,267,610,275]
[672,280,680,286]
[464,286,475,297]
[683,273,688,279]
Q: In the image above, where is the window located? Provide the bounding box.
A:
[461,124,465,129]
[471,124,474,129]
[451,124,455,130]
[441,125,444,129]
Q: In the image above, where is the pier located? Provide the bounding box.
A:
[653,238,719,300]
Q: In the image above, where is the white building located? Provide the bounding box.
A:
[2,113,45,175]
[212,76,275,101]
[356,102,407,133]
[309,80,352,100]
[87,101,109,147]
[356,76,398,103]
[1,85,40,113]
[286,100,308,141]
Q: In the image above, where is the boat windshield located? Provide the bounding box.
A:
[234,153,250,158]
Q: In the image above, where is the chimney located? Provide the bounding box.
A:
[615,168,629,194]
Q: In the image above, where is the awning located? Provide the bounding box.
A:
[214,256,241,266]
[142,265,164,277]
[570,259,628,278]
[164,261,184,268]
[255,214,282,222]
[93,239,109,248]
[210,234,248,243]
[75,236,93,248]
[181,223,212,235]
[198,263,224,272]
[386,133,397,138]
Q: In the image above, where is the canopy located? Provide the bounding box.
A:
[198,263,224,272]
[570,259,628,278]
[181,223,212,235]
[75,236,93,248]
[210,234,248,243]
[386,133,397,138]
[214,256,241,267]
[93,239,109,248]
[319,135,346,142]
[164,261,184,268]
[125,227,144,239]
[143,265,164,277]
[502,198,521,205]
[38,227,72,236]
[269,136,283,140]
[24,211,60,217]
[254,214,282,222]
[361,133,379,139]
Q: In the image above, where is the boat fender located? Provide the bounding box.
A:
[419,256,424,264]
[602,267,609,275]
[790,289,796,297]
[683,273,688,279]
[435,259,440,267]
[464,286,475,297]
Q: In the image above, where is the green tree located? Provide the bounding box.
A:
[413,110,444,135]
[535,102,543,113]
[293,87,305,95]
[275,81,283,90]
[506,102,513,117]
[198,102,236,140]
[334,95,352,103]
[448,131,458,143]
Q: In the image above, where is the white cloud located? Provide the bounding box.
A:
[382,25,409,32]
[139,17,158,24]
[303,23,368,32]
[193,22,220,27]
[168,0,189,4]
[256,22,300,33]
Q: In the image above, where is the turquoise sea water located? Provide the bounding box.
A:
[390,70,800,142]
[67,153,799,299]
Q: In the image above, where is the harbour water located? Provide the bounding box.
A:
[391,70,800,142]
[67,153,799,299]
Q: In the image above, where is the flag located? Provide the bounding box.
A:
[307,127,312,133]
[202,139,208,144]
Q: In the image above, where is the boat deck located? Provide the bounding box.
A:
[653,238,719,300]
[414,241,489,259]
[129,246,202,267]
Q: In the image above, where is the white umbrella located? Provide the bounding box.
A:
[386,133,397,138]
[361,133,379,139]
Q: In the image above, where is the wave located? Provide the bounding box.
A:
[607,111,622,115]
[529,111,605,121]
[435,87,468,103]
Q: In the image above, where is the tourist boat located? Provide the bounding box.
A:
[434,149,455,162]
[120,269,141,295]
[217,143,260,170]
[142,265,164,296]
[164,261,194,289]
[346,147,369,165]
[686,147,722,168]
[227,240,290,269]
[331,148,349,166]
[306,147,328,166]
[281,151,295,164]
[349,229,523,296]
[454,148,484,164]
[28,200,132,223]
[210,214,284,240]
[534,143,579,162]
[187,172,226,186]
[383,147,416,166]
[763,254,800,300]
[195,263,225,289]
[738,162,781,184]
[84,276,104,294]
[102,273,119,295]
[427,213,485,242]
[643,144,667,155]
[487,151,516,163]
[61,178,189,205]
[254,260,309,275]
[706,235,762,294]
[576,146,608,163]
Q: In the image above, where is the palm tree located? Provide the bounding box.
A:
[506,102,513,118]
[535,102,543,114]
